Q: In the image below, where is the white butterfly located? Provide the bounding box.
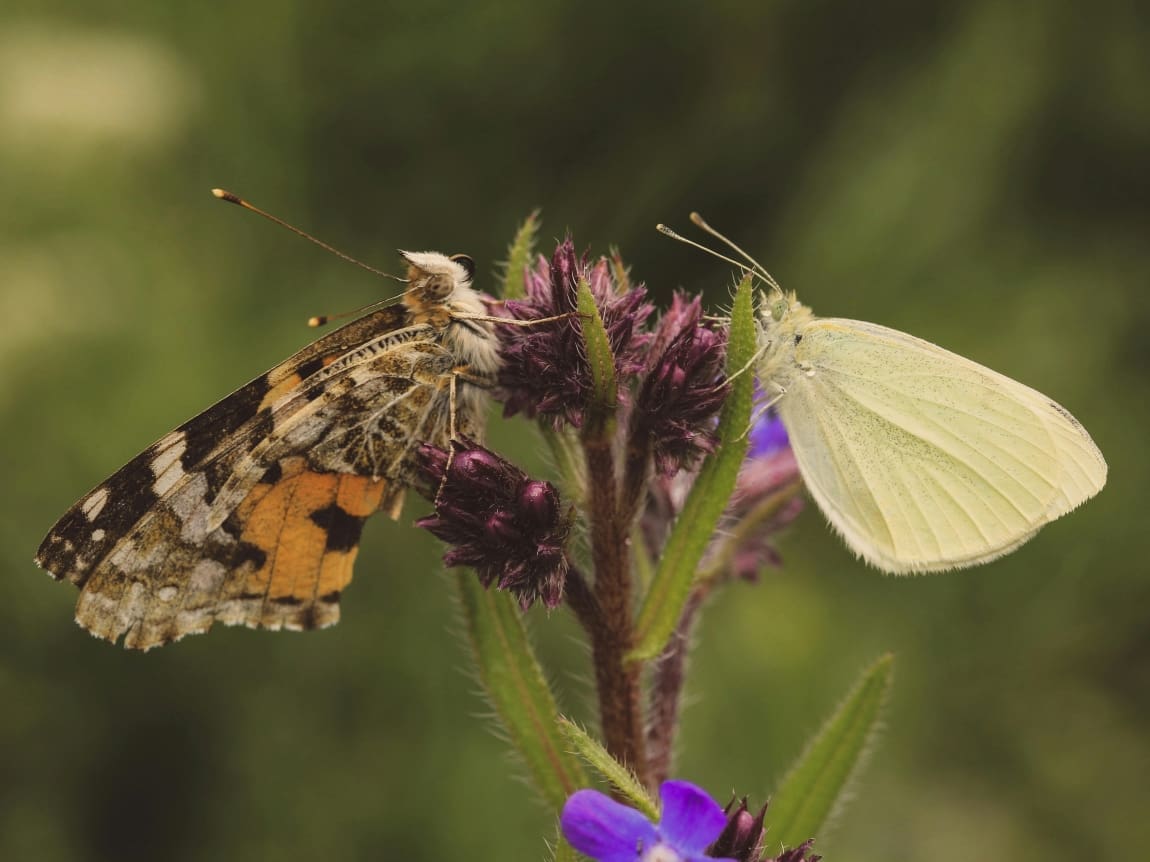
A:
[663,215,1107,574]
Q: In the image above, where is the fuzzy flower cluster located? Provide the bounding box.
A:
[415,441,571,609]
[499,239,729,474]
[634,292,729,475]
[498,238,654,427]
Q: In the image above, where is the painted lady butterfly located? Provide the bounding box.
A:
[36,237,499,650]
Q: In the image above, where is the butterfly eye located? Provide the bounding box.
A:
[450,254,476,281]
[770,298,789,322]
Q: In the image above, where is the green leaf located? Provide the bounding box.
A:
[455,572,588,813]
[765,653,895,849]
[697,478,804,585]
[629,274,756,661]
[501,209,540,300]
[631,521,654,593]
[576,277,618,432]
[557,717,659,820]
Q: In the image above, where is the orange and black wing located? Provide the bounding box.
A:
[35,305,419,650]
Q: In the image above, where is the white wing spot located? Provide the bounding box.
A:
[150,433,188,496]
[91,528,106,543]
[81,487,109,520]
[158,585,179,602]
[189,559,226,592]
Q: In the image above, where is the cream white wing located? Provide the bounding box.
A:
[776,318,1106,573]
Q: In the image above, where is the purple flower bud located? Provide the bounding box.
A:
[519,480,557,527]
[706,796,822,862]
[485,510,522,543]
[453,447,517,497]
[707,798,768,862]
[497,238,654,428]
[415,440,572,609]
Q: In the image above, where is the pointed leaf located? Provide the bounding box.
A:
[557,717,659,820]
[501,209,541,300]
[765,653,894,848]
[456,572,588,812]
[630,274,756,661]
[576,277,618,432]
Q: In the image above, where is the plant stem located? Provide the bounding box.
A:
[619,428,653,531]
[645,584,709,785]
[564,564,602,635]
[582,433,648,784]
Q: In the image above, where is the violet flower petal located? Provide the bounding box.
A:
[748,413,789,459]
[656,780,730,854]
[561,789,659,862]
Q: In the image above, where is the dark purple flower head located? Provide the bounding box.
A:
[634,292,729,475]
[561,780,737,862]
[707,798,768,862]
[498,238,654,428]
[416,441,571,609]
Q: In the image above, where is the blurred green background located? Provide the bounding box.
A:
[2,1,1147,860]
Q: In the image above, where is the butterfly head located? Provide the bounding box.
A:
[398,250,500,377]
[400,250,481,320]
[760,288,807,328]
[768,292,790,323]
[755,288,812,385]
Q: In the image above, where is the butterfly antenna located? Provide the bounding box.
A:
[689,212,781,291]
[306,291,408,328]
[656,224,758,279]
[211,188,408,284]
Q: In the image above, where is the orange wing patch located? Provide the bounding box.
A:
[216,457,388,632]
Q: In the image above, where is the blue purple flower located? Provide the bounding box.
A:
[561,780,737,862]
[747,410,789,460]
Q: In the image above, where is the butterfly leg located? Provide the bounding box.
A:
[453,311,581,327]
[432,372,464,507]
[725,339,770,385]
[431,365,497,506]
